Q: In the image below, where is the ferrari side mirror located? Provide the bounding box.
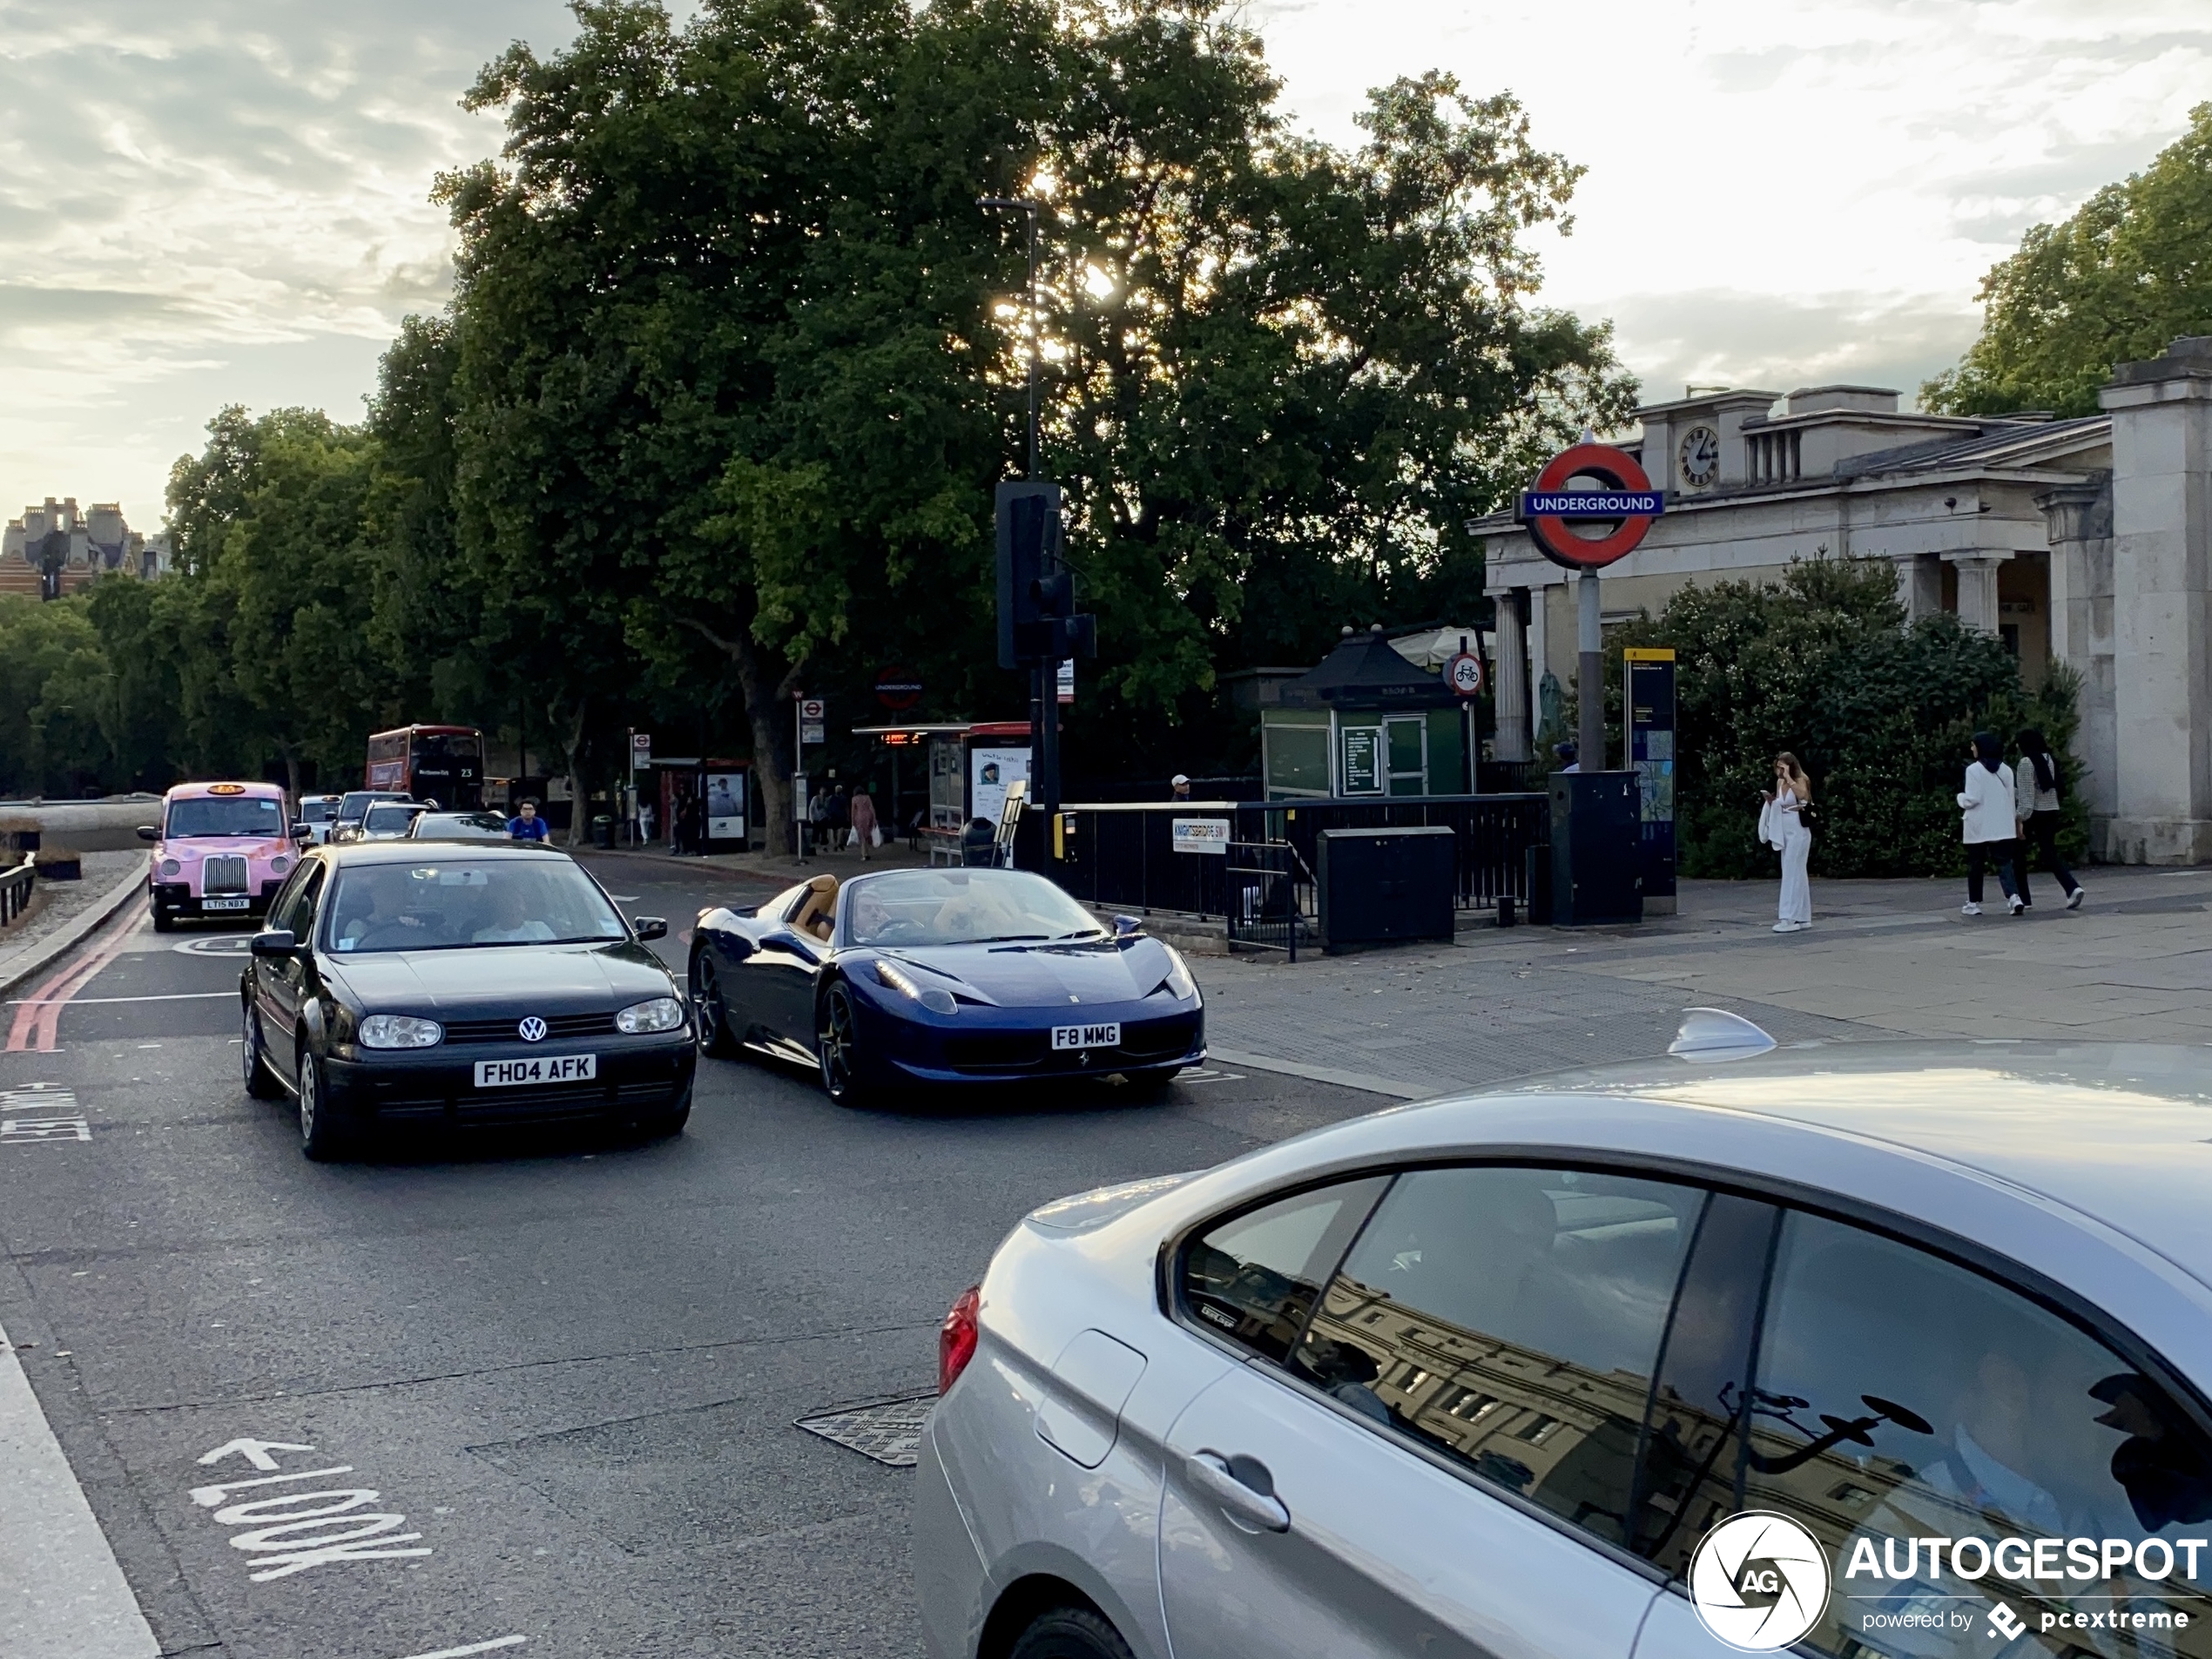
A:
[1113,914,1142,938]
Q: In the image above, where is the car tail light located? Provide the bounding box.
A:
[939,1285,981,1393]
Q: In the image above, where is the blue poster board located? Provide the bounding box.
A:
[1625,650,1676,904]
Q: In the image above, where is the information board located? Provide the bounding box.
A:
[1340,726,1382,794]
[1625,647,1677,902]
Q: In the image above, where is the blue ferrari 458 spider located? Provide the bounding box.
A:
[687,867,1205,1105]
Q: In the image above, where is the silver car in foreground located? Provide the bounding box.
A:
[917,1023,2212,1659]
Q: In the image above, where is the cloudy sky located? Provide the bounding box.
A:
[2,0,2204,532]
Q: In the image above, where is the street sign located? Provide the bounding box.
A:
[1445,651,1485,698]
[1056,658,1074,705]
[1518,442,1665,571]
[1171,817,1231,855]
[799,698,826,720]
[1625,647,1678,907]
[873,667,922,711]
[631,732,651,770]
[801,721,826,745]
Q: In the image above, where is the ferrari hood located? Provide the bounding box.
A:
[886,936,1176,1008]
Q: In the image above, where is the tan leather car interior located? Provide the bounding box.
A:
[791,874,840,942]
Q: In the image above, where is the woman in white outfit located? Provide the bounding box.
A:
[1958,730,2023,916]
[1760,752,1814,933]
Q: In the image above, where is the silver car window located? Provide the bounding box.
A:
[1742,1211,2212,1659]
[1287,1165,1703,1548]
[1181,1178,1391,1364]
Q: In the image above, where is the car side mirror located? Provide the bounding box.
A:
[631,916,668,941]
[1113,914,1142,938]
[291,824,314,844]
[136,825,158,842]
[250,928,299,959]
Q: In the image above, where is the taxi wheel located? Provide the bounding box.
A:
[691,954,736,1057]
[296,1048,354,1162]
[817,982,875,1109]
[152,905,173,934]
[1009,1608,1135,1659]
[242,1005,283,1100]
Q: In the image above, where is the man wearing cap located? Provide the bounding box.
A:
[1170,774,1192,800]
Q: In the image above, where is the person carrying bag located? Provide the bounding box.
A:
[2013,728,2084,910]
[1958,731,2024,916]
[1758,752,1815,933]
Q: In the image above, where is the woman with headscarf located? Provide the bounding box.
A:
[1957,732,2023,916]
[2013,729,2083,910]
[1758,752,1815,933]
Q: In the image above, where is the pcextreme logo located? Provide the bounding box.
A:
[1690,1512,1833,1651]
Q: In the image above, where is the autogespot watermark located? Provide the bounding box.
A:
[1690,1513,2205,1650]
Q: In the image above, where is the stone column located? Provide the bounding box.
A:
[2103,338,2212,863]
[1491,589,1532,763]
[1943,552,2008,633]
[1898,553,1944,624]
[2037,477,2116,842]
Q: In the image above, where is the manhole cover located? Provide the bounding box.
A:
[795,1393,935,1467]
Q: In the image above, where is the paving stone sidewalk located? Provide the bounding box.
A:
[1203,864,2212,1098]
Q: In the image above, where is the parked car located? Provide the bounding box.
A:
[294,794,344,846]
[328,790,415,844]
[346,801,428,842]
[407,810,512,842]
[139,781,300,932]
[688,867,1204,1106]
[917,1024,2212,1659]
[239,840,691,1158]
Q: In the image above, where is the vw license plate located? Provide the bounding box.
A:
[202,897,251,912]
[1051,1022,1121,1052]
[475,1054,597,1089]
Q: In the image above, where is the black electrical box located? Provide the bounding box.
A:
[1549,771,1642,926]
[1316,826,1456,953]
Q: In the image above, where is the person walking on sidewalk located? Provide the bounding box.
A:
[2014,728,2084,911]
[1959,731,2024,916]
[848,786,878,863]
[1759,752,1815,933]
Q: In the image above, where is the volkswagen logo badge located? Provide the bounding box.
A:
[518,1016,547,1043]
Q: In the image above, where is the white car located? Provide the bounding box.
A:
[916,1016,2212,1659]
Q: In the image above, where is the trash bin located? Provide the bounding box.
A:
[591,813,615,848]
[1549,772,1641,926]
[1316,827,1455,952]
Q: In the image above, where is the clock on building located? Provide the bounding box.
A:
[1678,425,1721,489]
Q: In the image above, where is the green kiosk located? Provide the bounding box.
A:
[1259,626,1472,800]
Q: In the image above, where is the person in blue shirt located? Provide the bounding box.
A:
[507,799,550,841]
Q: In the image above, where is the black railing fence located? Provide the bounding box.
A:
[1223,841,1315,959]
[1027,794,1547,921]
[1,854,35,928]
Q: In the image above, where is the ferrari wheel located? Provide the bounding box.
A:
[691,954,736,1057]
[242,1003,283,1100]
[818,981,874,1108]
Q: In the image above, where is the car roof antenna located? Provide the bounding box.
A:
[1668,1008,1777,1062]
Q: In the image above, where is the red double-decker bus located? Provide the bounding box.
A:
[365,725,483,808]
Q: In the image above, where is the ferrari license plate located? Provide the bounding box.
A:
[1051,1022,1121,1052]
[202,897,251,912]
[475,1054,597,1089]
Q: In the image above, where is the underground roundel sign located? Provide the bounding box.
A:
[1518,442,1667,571]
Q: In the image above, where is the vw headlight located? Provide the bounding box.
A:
[359,1014,442,1049]
[617,996,686,1035]
[873,959,958,1016]
[1162,947,1198,1001]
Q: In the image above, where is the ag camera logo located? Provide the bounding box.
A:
[1690,1511,1831,1651]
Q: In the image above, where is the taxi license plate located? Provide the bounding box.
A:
[203,897,251,912]
[1051,1022,1120,1052]
[475,1055,597,1089]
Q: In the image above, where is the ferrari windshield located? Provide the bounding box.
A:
[166,796,284,838]
[842,869,1103,948]
[327,859,627,953]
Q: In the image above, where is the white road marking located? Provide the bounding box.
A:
[395,1637,527,1659]
[4,992,233,1006]
[199,1438,316,1470]
[191,1437,430,1581]
[1,1118,91,1143]
[0,1315,159,1656]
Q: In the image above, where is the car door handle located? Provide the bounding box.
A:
[1185,1451,1290,1533]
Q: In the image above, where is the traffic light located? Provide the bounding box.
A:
[996,481,1062,669]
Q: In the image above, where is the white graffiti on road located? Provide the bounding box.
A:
[193,1436,432,1581]
[1,1083,90,1143]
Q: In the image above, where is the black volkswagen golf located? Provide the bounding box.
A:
[239,840,695,1158]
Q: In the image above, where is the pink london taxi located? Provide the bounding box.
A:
[139,782,300,932]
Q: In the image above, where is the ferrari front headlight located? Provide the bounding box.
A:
[873,959,957,1015]
[1162,947,1197,1001]
[617,996,686,1034]
[360,1014,442,1049]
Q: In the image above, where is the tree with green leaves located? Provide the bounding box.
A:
[1924,103,2212,418]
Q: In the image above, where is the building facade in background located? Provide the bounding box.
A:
[2,497,171,600]
[1480,338,2212,865]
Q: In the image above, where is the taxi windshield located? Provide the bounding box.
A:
[166,796,282,838]
[842,869,1103,948]
[327,860,628,953]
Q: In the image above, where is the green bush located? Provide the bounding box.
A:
[1601,558,2082,879]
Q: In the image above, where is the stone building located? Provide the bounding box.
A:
[1477,337,2212,864]
[2,497,171,600]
